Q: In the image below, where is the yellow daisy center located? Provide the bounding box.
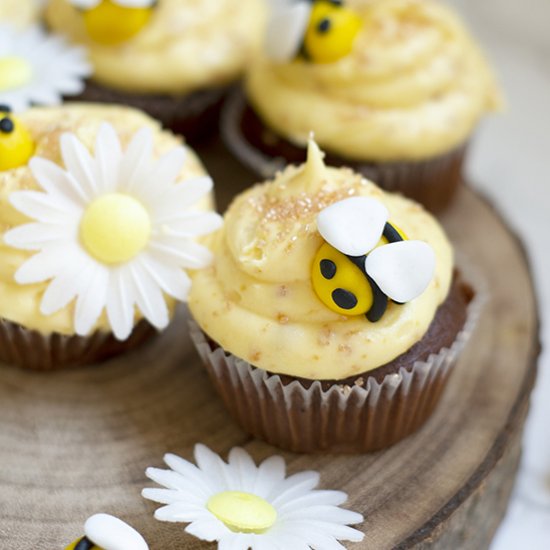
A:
[0,56,33,91]
[80,193,151,265]
[207,491,277,534]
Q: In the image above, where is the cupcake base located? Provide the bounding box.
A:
[190,274,483,453]
[0,318,156,371]
[222,91,467,212]
[72,81,229,144]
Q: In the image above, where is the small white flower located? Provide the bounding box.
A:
[0,24,91,112]
[142,444,364,550]
[4,123,222,340]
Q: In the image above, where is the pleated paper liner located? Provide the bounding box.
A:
[189,269,486,453]
[72,82,229,144]
[221,89,468,213]
[0,318,155,371]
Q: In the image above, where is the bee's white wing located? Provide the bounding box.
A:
[113,0,157,7]
[317,196,389,257]
[365,240,435,303]
[265,1,311,62]
[69,0,102,8]
[85,514,149,550]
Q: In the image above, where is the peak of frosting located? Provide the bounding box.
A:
[276,136,328,197]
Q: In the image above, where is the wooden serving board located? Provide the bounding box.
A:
[0,142,539,549]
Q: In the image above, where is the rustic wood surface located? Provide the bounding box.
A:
[0,142,539,549]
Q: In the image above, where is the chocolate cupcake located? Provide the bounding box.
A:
[44,0,266,142]
[223,0,501,212]
[188,140,483,452]
[0,103,221,370]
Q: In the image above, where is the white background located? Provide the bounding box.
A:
[447,0,550,547]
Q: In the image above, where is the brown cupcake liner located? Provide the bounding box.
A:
[189,265,486,453]
[71,81,229,144]
[0,318,156,371]
[221,89,468,212]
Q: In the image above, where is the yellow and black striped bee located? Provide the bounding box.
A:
[65,514,148,550]
[312,197,435,322]
[0,104,34,171]
[266,0,362,64]
[69,0,158,45]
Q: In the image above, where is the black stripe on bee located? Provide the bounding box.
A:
[74,537,95,550]
[347,255,388,322]
[383,222,404,244]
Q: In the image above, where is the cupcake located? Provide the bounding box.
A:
[0,103,221,370]
[44,0,266,142]
[0,0,41,28]
[223,0,502,212]
[188,139,481,453]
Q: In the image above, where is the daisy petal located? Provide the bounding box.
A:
[105,268,136,341]
[279,505,363,524]
[149,147,186,189]
[60,132,99,199]
[160,211,223,236]
[130,263,169,330]
[194,444,231,490]
[29,157,87,206]
[74,264,109,336]
[269,471,320,504]
[163,453,215,496]
[253,455,286,498]
[277,491,348,514]
[185,518,229,542]
[4,223,72,251]
[141,488,184,505]
[9,191,79,224]
[117,127,153,193]
[94,123,122,191]
[150,237,213,270]
[227,447,258,492]
[13,246,68,283]
[138,254,191,301]
[153,502,207,523]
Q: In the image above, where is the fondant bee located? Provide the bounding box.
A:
[266,0,362,64]
[0,104,34,171]
[65,514,148,550]
[69,0,158,45]
[312,197,436,322]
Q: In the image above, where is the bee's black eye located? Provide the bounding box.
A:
[317,18,331,33]
[320,259,336,279]
[0,117,14,134]
[332,288,358,310]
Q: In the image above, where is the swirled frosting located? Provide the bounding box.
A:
[45,0,266,94]
[0,0,40,27]
[0,104,211,335]
[246,0,502,161]
[189,141,453,380]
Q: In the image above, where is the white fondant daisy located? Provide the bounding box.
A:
[0,24,91,112]
[142,444,364,549]
[4,123,222,340]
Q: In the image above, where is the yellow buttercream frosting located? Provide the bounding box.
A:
[0,0,40,27]
[189,142,453,380]
[45,0,266,95]
[247,0,502,161]
[0,103,210,335]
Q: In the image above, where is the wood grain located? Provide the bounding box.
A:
[0,144,539,549]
